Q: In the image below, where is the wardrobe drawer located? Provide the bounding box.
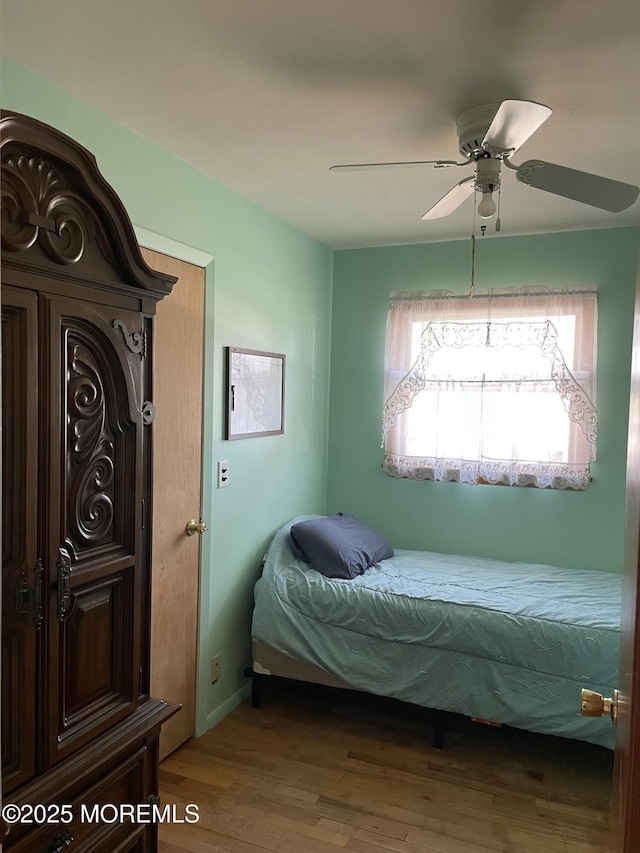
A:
[5,746,156,853]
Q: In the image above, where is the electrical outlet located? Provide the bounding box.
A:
[211,654,221,683]
[217,460,229,489]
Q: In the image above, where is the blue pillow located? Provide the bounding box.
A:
[289,513,394,579]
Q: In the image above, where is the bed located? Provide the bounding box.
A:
[249,515,621,749]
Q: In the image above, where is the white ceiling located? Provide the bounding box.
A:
[2,0,640,248]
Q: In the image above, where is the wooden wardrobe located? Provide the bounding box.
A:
[1,111,178,852]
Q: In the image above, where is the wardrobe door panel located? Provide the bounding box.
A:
[61,570,135,732]
[40,293,147,764]
[1,286,39,793]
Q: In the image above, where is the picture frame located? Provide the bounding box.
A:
[225,347,286,440]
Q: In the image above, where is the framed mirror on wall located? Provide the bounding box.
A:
[225,347,286,439]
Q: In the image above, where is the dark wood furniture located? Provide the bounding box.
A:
[1,111,178,853]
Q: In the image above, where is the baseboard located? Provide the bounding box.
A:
[198,682,252,737]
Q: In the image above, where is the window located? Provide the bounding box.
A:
[382,287,597,490]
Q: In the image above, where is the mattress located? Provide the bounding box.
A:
[251,516,621,748]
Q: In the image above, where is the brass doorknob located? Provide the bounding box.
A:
[185,518,208,536]
[581,688,619,725]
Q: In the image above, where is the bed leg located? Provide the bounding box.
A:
[431,710,444,749]
[243,667,263,708]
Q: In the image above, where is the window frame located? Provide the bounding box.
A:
[382,288,598,490]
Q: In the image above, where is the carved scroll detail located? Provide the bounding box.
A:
[113,319,146,357]
[67,341,115,545]
[76,441,115,540]
[1,153,95,263]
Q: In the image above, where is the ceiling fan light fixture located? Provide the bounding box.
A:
[477,191,497,219]
[474,157,501,218]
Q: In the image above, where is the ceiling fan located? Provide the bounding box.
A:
[330,100,640,222]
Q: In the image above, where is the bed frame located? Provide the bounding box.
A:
[245,639,446,748]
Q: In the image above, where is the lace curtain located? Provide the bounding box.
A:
[382,286,598,490]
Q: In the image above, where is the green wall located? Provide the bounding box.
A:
[1,58,333,733]
[329,228,639,572]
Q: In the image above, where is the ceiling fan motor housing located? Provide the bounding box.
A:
[456,102,502,159]
[475,157,502,194]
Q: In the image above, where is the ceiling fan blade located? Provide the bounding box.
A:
[330,159,461,172]
[421,176,475,220]
[483,100,552,156]
[515,160,640,212]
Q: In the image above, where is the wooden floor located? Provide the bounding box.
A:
[158,681,613,853]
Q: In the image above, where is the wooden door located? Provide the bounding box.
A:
[611,248,640,850]
[141,248,205,760]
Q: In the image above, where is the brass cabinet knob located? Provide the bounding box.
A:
[185,518,208,536]
[581,688,619,725]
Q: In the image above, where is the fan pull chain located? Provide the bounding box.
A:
[468,232,476,300]
[496,186,502,232]
[468,202,477,299]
